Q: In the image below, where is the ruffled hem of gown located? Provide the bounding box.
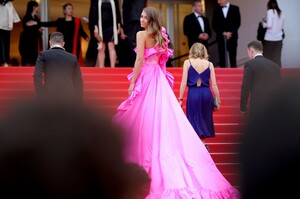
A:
[146,187,240,199]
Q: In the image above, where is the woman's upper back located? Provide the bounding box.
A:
[264,9,285,41]
[187,59,211,87]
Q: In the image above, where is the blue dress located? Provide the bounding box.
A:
[186,61,215,138]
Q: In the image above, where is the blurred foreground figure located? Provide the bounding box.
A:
[0,100,132,199]
[239,78,300,199]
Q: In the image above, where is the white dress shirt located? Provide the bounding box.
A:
[194,13,204,31]
[222,2,230,18]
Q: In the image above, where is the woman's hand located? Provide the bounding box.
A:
[128,83,135,96]
[178,99,183,107]
[94,25,103,42]
[26,20,37,26]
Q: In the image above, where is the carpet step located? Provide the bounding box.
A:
[206,133,242,143]
[216,163,240,174]
[84,96,241,107]
[0,81,242,91]
[211,153,239,164]
[222,173,240,188]
[206,143,241,153]
[0,73,243,82]
[99,104,240,115]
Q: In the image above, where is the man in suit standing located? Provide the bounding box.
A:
[183,0,212,49]
[240,40,280,116]
[212,0,241,68]
[121,0,147,66]
[34,32,83,102]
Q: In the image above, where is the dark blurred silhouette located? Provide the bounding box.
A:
[124,163,151,199]
[239,77,300,199]
[0,99,131,199]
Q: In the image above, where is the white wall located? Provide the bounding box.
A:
[232,0,300,68]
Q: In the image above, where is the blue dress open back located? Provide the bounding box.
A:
[186,60,215,138]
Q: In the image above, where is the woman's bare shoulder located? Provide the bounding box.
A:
[137,30,146,36]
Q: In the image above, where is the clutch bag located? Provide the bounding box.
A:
[213,97,220,109]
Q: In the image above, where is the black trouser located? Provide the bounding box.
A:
[217,36,238,68]
[263,40,283,67]
[85,36,98,67]
[123,20,142,66]
[0,29,11,65]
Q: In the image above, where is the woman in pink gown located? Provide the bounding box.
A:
[113,7,239,199]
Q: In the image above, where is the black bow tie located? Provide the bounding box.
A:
[222,5,227,8]
[197,15,202,18]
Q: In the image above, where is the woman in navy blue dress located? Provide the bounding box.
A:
[178,42,221,150]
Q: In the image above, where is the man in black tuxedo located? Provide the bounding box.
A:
[121,0,147,66]
[122,0,146,50]
[34,32,83,102]
[212,0,241,68]
[183,0,212,49]
[240,40,280,116]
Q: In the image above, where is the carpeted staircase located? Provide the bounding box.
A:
[0,66,248,189]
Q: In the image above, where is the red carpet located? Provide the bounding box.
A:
[1,67,298,188]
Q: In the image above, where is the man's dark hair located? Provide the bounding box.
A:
[247,40,263,52]
[50,32,64,44]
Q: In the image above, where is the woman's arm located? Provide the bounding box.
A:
[210,62,220,105]
[178,60,189,106]
[262,10,273,29]
[128,31,145,96]
[79,20,89,41]
[39,19,58,27]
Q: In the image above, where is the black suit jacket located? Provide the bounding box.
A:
[183,13,212,49]
[212,4,241,41]
[34,47,83,101]
[122,0,146,26]
[240,55,280,113]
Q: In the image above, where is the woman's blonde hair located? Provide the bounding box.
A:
[143,7,166,48]
[189,43,209,60]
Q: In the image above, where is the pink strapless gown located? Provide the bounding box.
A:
[113,28,239,199]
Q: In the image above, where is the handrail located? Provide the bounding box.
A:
[169,40,217,62]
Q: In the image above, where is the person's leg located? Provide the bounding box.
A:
[228,44,237,68]
[262,40,274,63]
[107,42,116,68]
[217,38,225,68]
[96,43,106,68]
[271,40,283,67]
[85,37,98,66]
[0,30,10,66]
[0,29,5,65]
[227,38,237,68]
